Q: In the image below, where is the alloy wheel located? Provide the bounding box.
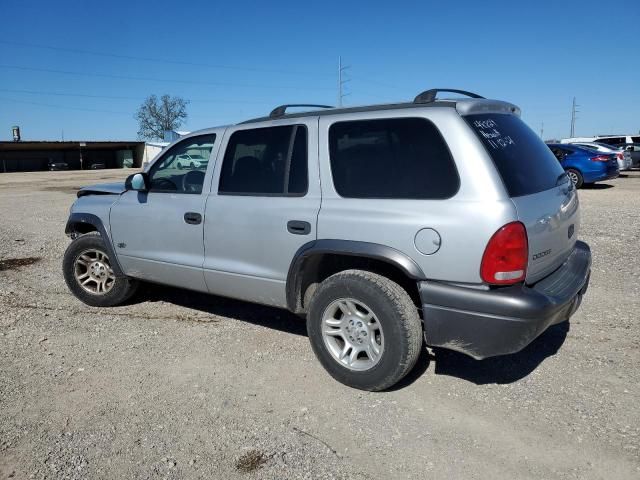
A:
[74,249,116,294]
[321,298,385,371]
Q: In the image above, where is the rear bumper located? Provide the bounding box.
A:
[583,169,618,183]
[420,241,591,360]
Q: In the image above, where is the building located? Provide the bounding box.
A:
[0,140,146,173]
[142,141,168,167]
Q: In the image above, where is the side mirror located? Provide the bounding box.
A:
[125,172,149,191]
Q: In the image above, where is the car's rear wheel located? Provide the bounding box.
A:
[63,233,138,307]
[307,270,422,391]
[566,168,584,188]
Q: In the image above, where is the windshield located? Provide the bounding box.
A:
[465,113,565,197]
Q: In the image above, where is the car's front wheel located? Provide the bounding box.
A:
[307,270,423,391]
[62,233,138,307]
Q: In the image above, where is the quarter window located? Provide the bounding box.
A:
[218,125,308,196]
[328,118,458,199]
[148,134,216,194]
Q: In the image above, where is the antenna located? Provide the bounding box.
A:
[337,56,350,107]
[540,121,544,139]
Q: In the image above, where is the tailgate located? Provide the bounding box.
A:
[463,112,581,285]
[511,184,580,284]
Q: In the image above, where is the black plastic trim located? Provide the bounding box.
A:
[64,213,125,276]
[287,220,311,235]
[419,241,591,359]
[285,239,426,312]
[414,88,484,104]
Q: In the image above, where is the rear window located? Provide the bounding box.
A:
[465,114,565,197]
[328,117,459,199]
[597,137,625,145]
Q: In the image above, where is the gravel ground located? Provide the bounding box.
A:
[0,169,638,480]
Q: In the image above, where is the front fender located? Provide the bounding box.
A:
[65,213,124,276]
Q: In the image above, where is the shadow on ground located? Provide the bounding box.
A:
[582,183,614,190]
[133,283,569,388]
[431,321,570,385]
[134,283,308,337]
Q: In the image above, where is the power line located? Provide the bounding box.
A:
[338,56,351,107]
[0,96,130,115]
[0,64,335,91]
[0,88,272,104]
[0,39,332,77]
[0,96,230,122]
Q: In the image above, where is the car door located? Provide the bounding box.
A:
[110,132,221,292]
[202,118,320,307]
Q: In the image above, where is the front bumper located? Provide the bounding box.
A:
[420,241,591,360]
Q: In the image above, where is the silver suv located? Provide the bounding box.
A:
[62,89,592,391]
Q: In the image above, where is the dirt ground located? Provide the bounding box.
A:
[0,169,639,480]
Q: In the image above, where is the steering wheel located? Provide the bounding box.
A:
[150,177,178,191]
[182,170,205,193]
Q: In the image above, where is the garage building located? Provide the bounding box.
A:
[0,141,147,173]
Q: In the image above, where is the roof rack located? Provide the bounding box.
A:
[414,89,484,104]
[270,104,334,118]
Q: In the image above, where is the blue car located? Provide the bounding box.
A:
[547,143,619,188]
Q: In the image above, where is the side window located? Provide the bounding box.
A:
[328,117,458,199]
[598,137,624,146]
[148,134,216,194]
[218,125,308,196]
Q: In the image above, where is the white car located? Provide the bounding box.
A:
[568,142,632,171]
[176,154,208,170]
[561,135,640,168]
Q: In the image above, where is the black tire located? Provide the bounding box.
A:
[566,168,584,188]
[307,270,423,391]
[62,232,138,307]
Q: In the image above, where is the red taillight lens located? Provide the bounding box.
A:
[590,155,610,162]
[480,222,528,285]
[617,153,623,160]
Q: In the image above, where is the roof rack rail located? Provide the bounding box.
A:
[270,104,334,118]
[414,89,484,104]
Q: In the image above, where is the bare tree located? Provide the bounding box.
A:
[135,94,189,140]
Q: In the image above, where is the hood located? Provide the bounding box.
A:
[77,182,126,197]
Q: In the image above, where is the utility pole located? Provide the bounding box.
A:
[338,56,350,107]
[540,121,544,139]
[570,97,579,137]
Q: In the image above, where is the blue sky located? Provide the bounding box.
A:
[0,0,638,141]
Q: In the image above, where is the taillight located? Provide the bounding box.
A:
[617,153,623,160]
[480,222,528,285]
[590,155,610,162]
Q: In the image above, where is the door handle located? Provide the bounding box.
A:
[287,220,311,235]
[184,212,202,225]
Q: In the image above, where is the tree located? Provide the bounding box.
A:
[135,94,189,140]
